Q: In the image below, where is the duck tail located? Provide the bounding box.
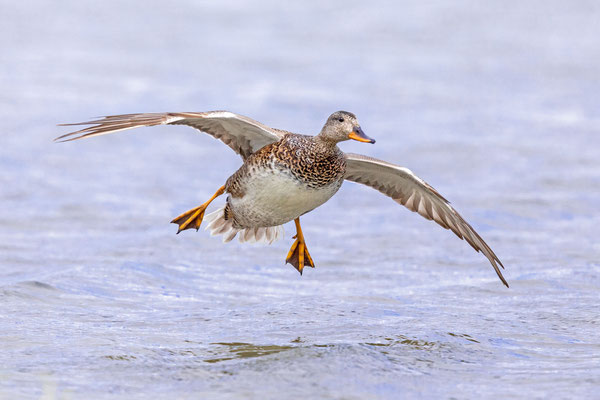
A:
[204,205,240,243]
[237,225,284,245]
[204,205,284,245]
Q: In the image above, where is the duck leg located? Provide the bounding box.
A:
[171,185,225,233]
[286,218,315,274]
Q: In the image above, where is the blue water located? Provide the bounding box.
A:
[1,1,599,398]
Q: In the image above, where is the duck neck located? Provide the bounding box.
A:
[314,134,340,153]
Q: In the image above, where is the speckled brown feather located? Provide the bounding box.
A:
[225,133,346,197]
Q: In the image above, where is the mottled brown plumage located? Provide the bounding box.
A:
[227,133,347,194]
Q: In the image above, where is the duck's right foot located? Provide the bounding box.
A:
[171,205,208,233]
[170,185,225,233]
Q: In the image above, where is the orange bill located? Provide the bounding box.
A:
[348,126,375,143]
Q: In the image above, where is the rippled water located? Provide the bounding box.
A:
[2,1,599,398]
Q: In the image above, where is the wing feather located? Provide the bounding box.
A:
[344,152,508,287]
[56,111,285,159]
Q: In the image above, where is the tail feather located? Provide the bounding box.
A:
[204,205,284,245]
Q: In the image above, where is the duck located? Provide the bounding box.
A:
[56,110,508,287]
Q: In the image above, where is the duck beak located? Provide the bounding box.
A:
[348,126,375,144]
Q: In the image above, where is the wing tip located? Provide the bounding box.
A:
[489,257,509,288]
[497,269,509,288]
[54,131,76,142]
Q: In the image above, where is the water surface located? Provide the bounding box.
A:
[1,1,599,398]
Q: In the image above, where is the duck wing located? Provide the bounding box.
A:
[56,111,287,159]
[344,152,508,287]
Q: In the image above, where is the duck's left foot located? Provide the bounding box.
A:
[285,218,315,274]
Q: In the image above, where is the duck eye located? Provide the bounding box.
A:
[338,118,344,122]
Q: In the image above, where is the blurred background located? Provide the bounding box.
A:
[1,1,599,398]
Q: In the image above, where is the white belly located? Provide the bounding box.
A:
[229,169,342,228]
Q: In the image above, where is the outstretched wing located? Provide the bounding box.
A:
[344,153,508,287]
[56,111,287,159]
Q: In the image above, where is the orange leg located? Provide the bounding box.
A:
[171,186,225,233]
[285,218,315,274]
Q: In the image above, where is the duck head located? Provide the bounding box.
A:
[318,111,375,144]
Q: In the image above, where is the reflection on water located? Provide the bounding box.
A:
[2,0,600,398]
[204,335,447,364]
[364,335,441,350]
[447,332,480,344]
[205,342,295,363]
[104,355,138,362]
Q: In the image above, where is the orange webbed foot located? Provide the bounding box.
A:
[285,219,315,274]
